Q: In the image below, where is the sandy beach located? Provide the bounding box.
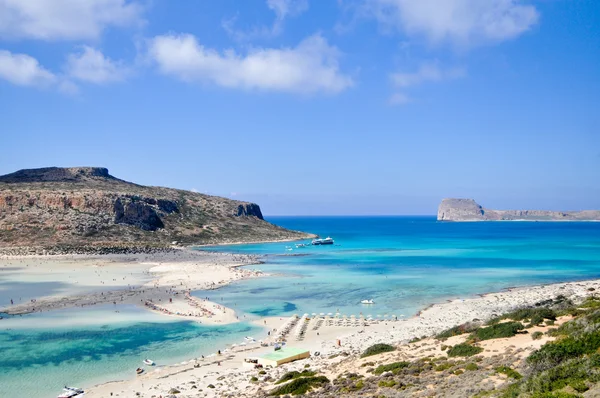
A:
[0,249,264,325]
[77,278,600,398]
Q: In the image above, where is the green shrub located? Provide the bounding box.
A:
[275,370,316,384]
[435,362,454,371]
[447,343,483,357]
[545,320,555,326]
[496,366,522,380]
[532,331,544,340]
[361,343,395,358]
[528,331,600,371]
[269,376,329,396]
[258,370,267,375]
[465,363,479,371]
[378,379,397,388]
[250,376,258,382]
[437,322,480,339]
[471,322,525,341]
[454,369,464,375]
[373,361,410,375]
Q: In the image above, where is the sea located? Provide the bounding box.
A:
[2,216,600,398]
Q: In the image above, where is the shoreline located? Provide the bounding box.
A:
[0,249,265,325]
[79,277,600,397]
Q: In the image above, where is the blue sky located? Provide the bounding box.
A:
[1,0,599,215]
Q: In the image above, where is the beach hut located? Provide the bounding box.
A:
[257,347,310,367]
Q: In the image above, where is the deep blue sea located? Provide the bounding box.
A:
[2,216,600,397]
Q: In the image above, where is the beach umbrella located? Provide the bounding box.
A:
[240,342,247,346]
[367,314,372,318]
[327,312,333,316]
[320,312,325,317]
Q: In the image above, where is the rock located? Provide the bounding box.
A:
[168,387,180,394]
[0,166,315,248]
[437,198,600,221]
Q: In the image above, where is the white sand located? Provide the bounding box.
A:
[0,249,263,325]
[81,278,600,398]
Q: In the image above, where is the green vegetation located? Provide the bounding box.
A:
[436,321,480,339]
[373,361,410,375]
[361,343,395,358]
[378,379,397,388]
[435,362,454,371]
[465,363,479,371]
[447,343,484,357]
[275,370,316,384]
[532,331,544,340]
[471,321,525,341]
[496,366,522,380]
[269,376,330,396]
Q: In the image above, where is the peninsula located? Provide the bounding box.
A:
[437,198,600,222]
[0,167,313,253]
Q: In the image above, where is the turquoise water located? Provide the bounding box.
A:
[3,216,600,397]
[0,305,261,398]
[198,217,600,319]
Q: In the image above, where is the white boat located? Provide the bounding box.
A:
[143,359,155,366]
[360,299,375,304]
[57,391,78,398]
[312,237,334,245]
[64,387,84,394]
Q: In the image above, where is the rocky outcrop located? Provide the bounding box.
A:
[438,198,600,221]
[0,167,312,247]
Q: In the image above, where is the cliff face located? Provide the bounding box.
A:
[438,198,600,221]
[0,167,311,247]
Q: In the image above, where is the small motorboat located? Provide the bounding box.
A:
[361,299,375,304]
[57,391,79,398]
[136,367,144,375]
[64,387,84,394]
[143,359,155,366]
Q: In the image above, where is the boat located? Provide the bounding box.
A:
[64,387,84,394]
[57,391,79,398]
[136,367,144,375]
[360,299,375,304]
[311,237,334,245]
[143,359,155,366]
[295,243,308,248]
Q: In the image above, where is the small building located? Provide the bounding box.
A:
[256,347,310,367]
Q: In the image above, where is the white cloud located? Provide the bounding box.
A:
[148,33,353,94]
[391,63,465,88]
[267,0,308,35]
[0,0,143,41]
[389,63,465,105]
[66,46,130,84]
[223,0,308,40]
[389,92,411,105]
[0,49,56,87]
[368,0,539,47]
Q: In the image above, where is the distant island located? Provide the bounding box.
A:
[438,198,600,221]
[0,167,313,252]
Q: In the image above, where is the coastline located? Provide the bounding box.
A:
[0,248,265,325]
[79,277,600,397]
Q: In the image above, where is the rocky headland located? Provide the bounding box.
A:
[0,167,313,250]
[437,198,600,222]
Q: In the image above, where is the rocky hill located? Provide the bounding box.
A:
[437,198,600,221]
[0,167,312,249]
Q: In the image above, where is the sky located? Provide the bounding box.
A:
[1,0,599,215]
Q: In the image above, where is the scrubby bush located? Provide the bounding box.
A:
[361,343,395,358]
[436,322,480,339]
[471,321,525,341]
[275,370,316,384]
[528,331,600,371]
[465,363,479,371]
[447,343,483,357]
[269,376,329,396]
[532,331,544,340]
[496,366,522,380]
[378,379,397,388]
[373,361,409,375]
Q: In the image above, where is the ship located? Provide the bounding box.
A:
[311,237,334,245]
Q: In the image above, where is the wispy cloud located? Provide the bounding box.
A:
[65,46,131,84]
[0,0,144,41]
[148,33,353,94]
[223,0,308,41]
[389,63,466,105]
[367,0,539,48]
[0,49,56,87]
